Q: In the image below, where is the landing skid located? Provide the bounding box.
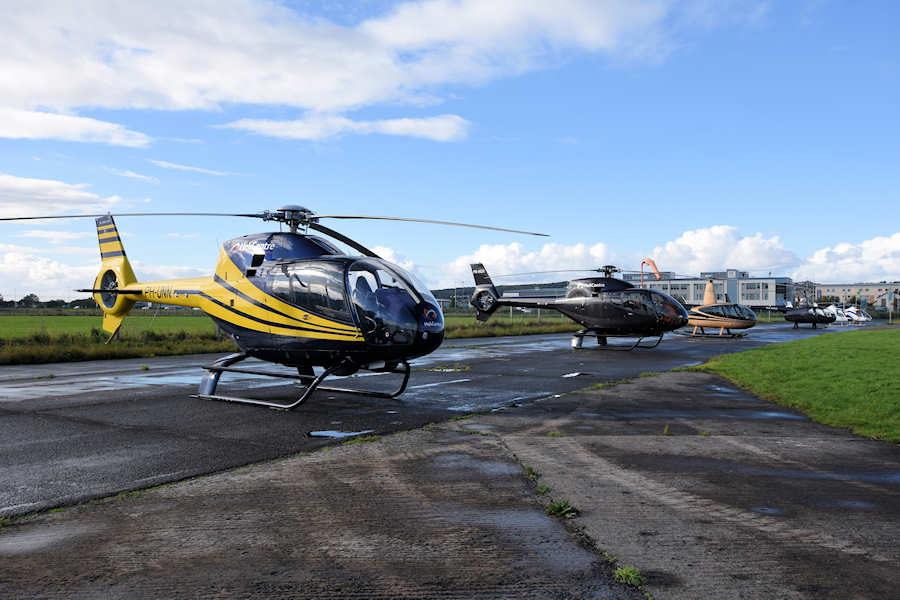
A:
[570,330,664,351]
[193,352,411,410]
[673,326,747,338]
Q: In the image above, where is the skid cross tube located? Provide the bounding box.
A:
[193,354,411,410]
[570,330,664,351]
[675,326,747,339]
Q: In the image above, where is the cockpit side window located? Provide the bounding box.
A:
[271,261,352,322]
[721,305,739,318]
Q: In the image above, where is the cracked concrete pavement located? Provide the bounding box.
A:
[2,370,897,598]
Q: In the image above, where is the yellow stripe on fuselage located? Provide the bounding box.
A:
[214,254,360,334]
[125,267,364,342]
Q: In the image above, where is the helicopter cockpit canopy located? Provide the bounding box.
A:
[699,304,757,320]
[267,257,442,347]
[348,258,442,345]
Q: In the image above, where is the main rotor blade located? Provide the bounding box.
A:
[0,212,262,221]
[307,223,380,259]
[492,269,601,278]
[313,215,548,237]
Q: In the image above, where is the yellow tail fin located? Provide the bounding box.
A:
[92,215,138,338]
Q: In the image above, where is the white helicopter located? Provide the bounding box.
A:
[844,306,872,323]
[823,304,850,326]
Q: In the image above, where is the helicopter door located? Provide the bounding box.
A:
[348,261,418,346]
[270,261,353,324]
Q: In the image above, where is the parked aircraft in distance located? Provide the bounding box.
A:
[685,280,757,337]
[469,263,688,350]
[784,302,835,328]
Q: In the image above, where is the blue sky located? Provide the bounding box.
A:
[0,0,898,300]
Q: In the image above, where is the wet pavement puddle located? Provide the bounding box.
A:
[751,506,786,515]
[0,522,96,555]
[733,465,900,484]
[425,453,521,479]
[307,430,375,439]
[463,423,495,431]
[578,408,807,420]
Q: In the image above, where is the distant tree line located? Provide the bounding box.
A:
[0,292,95,309]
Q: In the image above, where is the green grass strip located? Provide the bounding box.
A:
[687,328,900,443]
[0,329,237,365]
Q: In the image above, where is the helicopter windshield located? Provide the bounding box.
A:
[737,305,757,320]
[650,291,688,326]
[348,259,420,345]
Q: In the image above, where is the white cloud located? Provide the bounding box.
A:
[105,168,159,183]
[425,227,900,292]
[0,108,151,147]
[0,173,120,218]
[149,160,229,176]
[223,114,470,142]
[0,246,209,301]
[128,261,207,282]
[165,232,201,239]
[0,1,763,142]
[430,241,612,288]
[18,230,90,244]
[371,245,416,272]
[1,1,679,114]
[0,248,97,301]
[792,233,900,283]
[649,225,797,275]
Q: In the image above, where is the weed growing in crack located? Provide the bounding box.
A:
[342,435,380,445]
[614,565,647,587]
[524,466,540,480]
[536,484,551,495]
[547,430,571,438]
[546,499,579,519]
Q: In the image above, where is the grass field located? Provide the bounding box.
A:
[689,328,900,443]
[0,311,577,364]
[0,312,564,339]
[0,315,217,338]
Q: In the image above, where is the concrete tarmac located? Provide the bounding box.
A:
[0,346,896,598]
[0,324,841,518]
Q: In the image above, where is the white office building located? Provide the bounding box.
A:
[622,268,793,308]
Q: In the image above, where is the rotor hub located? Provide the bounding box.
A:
[261,205,317,233]
[599,265,620,278]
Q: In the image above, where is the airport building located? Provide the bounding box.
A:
[622,268,794,308]
[816,282,900,310]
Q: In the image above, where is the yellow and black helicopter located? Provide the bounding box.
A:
[2,206,545,408]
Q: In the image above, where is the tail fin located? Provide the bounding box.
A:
[469,263,500,322]
[92,216,138,338]
[703,280,716,306]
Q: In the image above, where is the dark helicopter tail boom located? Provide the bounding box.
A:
[469,263,557,321]
[470,263,501,321]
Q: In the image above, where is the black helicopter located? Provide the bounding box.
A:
[469,263,689,349]
[1,206,545,408]
[783,302,835,328]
